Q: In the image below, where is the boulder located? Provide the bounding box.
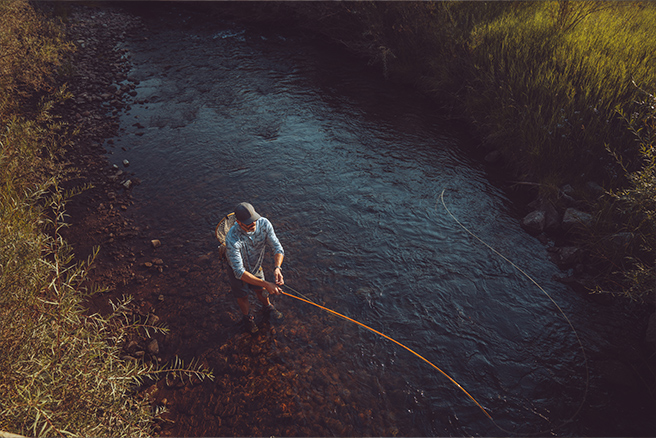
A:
[562,208,593,230]
[521,210,545,234]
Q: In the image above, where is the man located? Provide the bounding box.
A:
[224,202,285,333]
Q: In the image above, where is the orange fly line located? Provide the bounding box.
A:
[279,288,493,421]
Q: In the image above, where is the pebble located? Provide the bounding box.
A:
[147,339,159,355]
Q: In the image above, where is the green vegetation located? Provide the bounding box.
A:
[220,0,655,301]
[0,2,212,436]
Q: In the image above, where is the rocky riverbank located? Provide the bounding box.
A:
[57,6,146,300]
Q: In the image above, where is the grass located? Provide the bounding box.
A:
[0,2,213,436]
[464,1,656,187]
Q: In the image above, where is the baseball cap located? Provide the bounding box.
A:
[234,202,261,225]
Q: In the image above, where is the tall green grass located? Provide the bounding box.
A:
[464,1,656,187]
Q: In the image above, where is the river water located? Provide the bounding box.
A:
[106,5,652,437]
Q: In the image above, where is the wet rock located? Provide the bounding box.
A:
[527,198,560,231]
[122,179,132,189]
[562,208,593,230]
[122,159,130,167]
[521,210,545,234]
[147,338,159,355]
[552,246,580,267]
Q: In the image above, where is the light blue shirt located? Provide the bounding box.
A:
[224,217,284,279]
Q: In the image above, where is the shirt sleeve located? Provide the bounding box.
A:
[225,227,246,279]
[263,218,284,256]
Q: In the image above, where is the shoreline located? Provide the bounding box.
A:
[58,5,147,313]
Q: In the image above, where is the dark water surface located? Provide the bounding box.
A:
[107,5,652,437]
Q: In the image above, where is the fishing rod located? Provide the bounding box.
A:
[268,286,493,421]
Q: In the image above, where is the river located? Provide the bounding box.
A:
[105,4,653,437]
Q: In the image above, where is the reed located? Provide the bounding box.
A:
[1,2,213,436]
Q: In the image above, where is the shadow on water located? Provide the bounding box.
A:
[106,3,654,437]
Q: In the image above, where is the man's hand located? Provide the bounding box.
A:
[274,267,284,286]
[264,281,282,296]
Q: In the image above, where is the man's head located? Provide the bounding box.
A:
[234,202,261,227]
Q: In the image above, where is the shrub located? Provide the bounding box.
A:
[588,88,656,301]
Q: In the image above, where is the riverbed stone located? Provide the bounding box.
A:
[562,208,593,230]
[147,338,159,355]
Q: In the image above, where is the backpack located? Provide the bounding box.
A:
[215,212,236,258]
